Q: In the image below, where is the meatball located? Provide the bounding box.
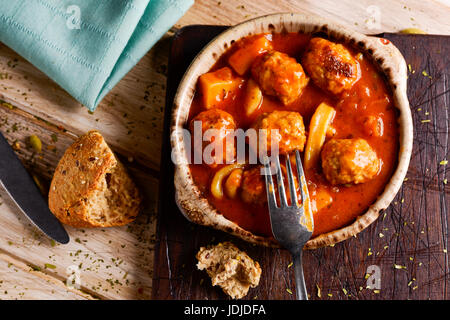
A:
[241,166,266,205]
[321,138,380,185]
[189,109,236,166]
[241,163,299,206]
[302,38,360,95]
[251,50,309,105]
[250,110,306,156]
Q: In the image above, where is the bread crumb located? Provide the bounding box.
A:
[196,242,261,299]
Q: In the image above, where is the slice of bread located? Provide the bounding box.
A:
[196,242,262,299]
[49,131,141,228]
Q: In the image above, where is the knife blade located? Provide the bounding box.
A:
[0,132,69,244]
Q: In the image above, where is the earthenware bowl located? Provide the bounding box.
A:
[170,13,412,249]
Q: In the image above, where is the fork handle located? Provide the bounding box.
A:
[293,251,308,300]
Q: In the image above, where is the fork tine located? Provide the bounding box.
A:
[295,150,307,204]
[285,154,298,207]
[275,155,288,207]
[263,158,278,209]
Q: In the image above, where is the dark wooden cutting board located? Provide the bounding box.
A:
[152,25,449,300]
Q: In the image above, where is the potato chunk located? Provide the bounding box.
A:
[228,35,273,76]
[199,67,244,109]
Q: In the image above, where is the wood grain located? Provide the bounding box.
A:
[0,254,91,300]
[0,102,159,300]
[0,33,173,172]
[178,0,450,35]
[152,26,449,300]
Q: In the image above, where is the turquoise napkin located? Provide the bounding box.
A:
[0,0,193,111]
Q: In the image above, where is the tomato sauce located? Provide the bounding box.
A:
[187,33,399,238]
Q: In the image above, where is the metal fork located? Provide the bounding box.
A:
[263,151,314,300]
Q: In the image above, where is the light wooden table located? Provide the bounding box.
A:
[0,0,449,300]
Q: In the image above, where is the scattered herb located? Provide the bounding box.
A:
[400,28,426,34]
[29,135,42,153]
[30,265,41,271]
[393,264,407,270]
[422,70,432,79]
[12,141,20,151]
[0,100,14,109]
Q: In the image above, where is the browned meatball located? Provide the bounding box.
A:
[241,166,266,205]
[250,110,306,156]
[189,109,236,166]
[251,50,309,105]
[302,38,360,95]
[321,138,379,185]
[241,163,300,205]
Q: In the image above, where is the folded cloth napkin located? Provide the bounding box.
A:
[0,0,193,111]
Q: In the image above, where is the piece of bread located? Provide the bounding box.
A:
[48,131,141,228]
[196,242,261,299]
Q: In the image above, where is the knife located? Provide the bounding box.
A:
[0,132,69,244]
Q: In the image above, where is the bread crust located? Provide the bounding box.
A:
[196,242,261,299]
[48,131,141,228]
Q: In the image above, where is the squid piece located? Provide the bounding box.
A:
[244,79,263,117]
[211,164,244,200]
[304,102,336,170]
[224,168,244,199]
